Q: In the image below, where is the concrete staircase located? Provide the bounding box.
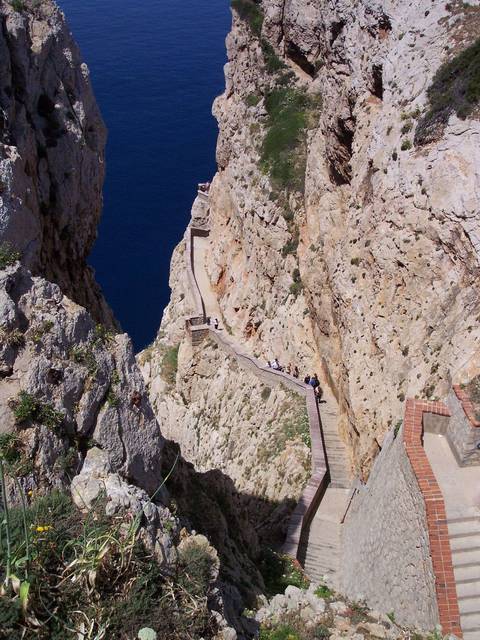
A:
[298,486,350,586]
[319,392,350,488]
[449,514,480,640]
[299,391,351,587]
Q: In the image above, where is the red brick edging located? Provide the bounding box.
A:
[403,399,462,638]
[453,385,480,428]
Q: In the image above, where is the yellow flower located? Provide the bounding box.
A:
[34,525,52,533]
[27,490,33,497]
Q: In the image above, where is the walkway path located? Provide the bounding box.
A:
[425,433,480,640]
[191,228,351,587]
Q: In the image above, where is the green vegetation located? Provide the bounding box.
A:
[314,584,333,599]
[282,228,299,257]
[231,0,264,37]
[259,625,301,640]
[259,548,310,598]
[260,88,321,192]
[416,37,480,144]
[0,434,32,476]
[70,343,98,376]
[0,328,24,348]
[350,257,360,266]
[0,242,20,269]
[394,419,403,438]
[161,344,180,386]
[30,320,54,344]
[9,391,63,430]
[261,386,272,401]
[10,0,25,12]
[0,486,217,639]
[400,139,412,151]
[261,39,286,73]
[245,92,262,107]
[279,406,311,449]
[92,323,115,347]
[68,322,114,377]
[290,268,303,298]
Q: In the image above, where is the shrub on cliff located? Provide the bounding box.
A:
[416,36,480,145]
[0,242,20,269]
[161,343,180,386]
[0,487,218,639]
[260,88,321,192]
[231,0,264,37]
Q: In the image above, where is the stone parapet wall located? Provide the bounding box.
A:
[342,429,439,631]
[446,387,480,466]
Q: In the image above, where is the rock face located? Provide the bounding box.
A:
[0,264,163,496]
[0,0,113,326]
[141,336,311,530]
[150,0,480,478]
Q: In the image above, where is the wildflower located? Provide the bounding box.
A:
[27,490,33,497]
[33,525,52,533]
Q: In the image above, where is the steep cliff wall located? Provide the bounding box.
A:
[0,0,113,325]
[151,0,480,479]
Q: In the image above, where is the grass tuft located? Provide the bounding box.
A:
[0,242,20,269]
[260,88,321,192]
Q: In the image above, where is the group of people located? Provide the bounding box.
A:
[265,358,323,399]
[207,317,220,330]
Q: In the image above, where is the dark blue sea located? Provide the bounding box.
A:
[58,0,230,351]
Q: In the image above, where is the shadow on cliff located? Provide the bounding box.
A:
[161,439,297,605]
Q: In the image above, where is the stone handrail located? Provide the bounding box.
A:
[184,219,330,562]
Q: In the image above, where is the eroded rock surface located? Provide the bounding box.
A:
[0,0,113,325]
[150,0,480,478]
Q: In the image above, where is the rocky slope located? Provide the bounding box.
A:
[0,0,114,326]
[148,0,480,479]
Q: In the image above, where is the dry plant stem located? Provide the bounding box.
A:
[0,459,12,585]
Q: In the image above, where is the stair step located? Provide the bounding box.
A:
[464,630,480,640]
[448,517,480,538]
[460,611,480,626]
[454,564,480,583]
[459,597,480,614]
[450,535,480,551]
[457,580,480,599]
[452,548,480,565]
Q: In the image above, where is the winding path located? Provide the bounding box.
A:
[185,200,352,585]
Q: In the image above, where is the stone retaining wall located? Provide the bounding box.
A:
[342,429,439,631]
[342,399,463,636]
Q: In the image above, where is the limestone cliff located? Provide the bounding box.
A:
[148,0,480,479]
[0,0,114,326]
